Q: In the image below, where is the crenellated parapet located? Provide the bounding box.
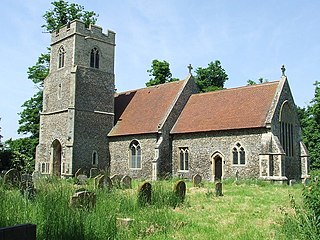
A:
[51,19,115,46]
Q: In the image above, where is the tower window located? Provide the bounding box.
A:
[92,151,98,166]
[90,48,100,68]
[58,46,65,68]
[129,140,141,169]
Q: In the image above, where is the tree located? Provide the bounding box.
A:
[42,0,98,32]
[299,81,320,169]
[146,59,179,87]
[8,0,98,172]
[194,60,228,92]
[247,77,268,85]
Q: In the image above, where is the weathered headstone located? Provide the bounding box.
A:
[3,169,21,188]
[74,168,83,178]
[19,180,35,200]
[21,173,32,182]
[77,174,88,185]
[69,191,96,209]
[303,176,310,186]
[192,174,202,187]
[31,171,41,182]
[289,179,296,186]
[174,180,186,203]
[121,175,132,189]
[110,174,121,188]
[90,168,100,178]
[94,174,102,189]
[235,170,239,181]
[96,175,105,189]
[137,182,152,206]
[215,182,223,197]
[104,176,113,191]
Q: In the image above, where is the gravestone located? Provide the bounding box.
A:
[74,168,83,178]
[21,173,32,182]
[77,174,88,185]
[104,176,113,191]
[174,180,186,203]
[303,176,310,186]
[90,168,100,178]
[96,175,105,189]
[192,174,202,187]
[235,170,239,181]
[69,191,96,209]
[289,179,296,186]
[121,175,132,189]
[110,174,122,188]
[137,182,152,206]
[19,180,35,200]
[215,182,223,196]
[31,171,41,182]
[3,169,21,188]
[94,174,102,189]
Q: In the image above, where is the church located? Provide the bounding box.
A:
[35,20,309,182]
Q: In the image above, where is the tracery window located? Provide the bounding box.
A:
[279,101,294,157]
[179,147,189,171]
[129,140,141,169]
[90,48,100,68]
[232,143,246,165]
[58,46,65,68]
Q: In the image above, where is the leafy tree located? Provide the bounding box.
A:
[247,77,268,85]
[194,60,228,92]
[299,81,320,169]
[8,1,98,171]
[146,59,179,87]
[42,0,98,32]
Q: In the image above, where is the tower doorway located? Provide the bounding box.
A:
[51,139,62,176]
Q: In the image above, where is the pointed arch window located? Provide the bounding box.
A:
[58,46,65,68]
[232,143,246,165]
[90,48,100,68]
[129,140,141,169]
[179,147,189,171]
[92,151,98,166]
[279,101,294,157]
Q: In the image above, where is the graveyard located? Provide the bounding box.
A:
[0,169,310,239]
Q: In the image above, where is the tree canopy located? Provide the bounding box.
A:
[145,60,179,87]
[194,60,228,92]
[247,77,268,85]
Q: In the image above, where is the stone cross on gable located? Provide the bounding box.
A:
[187,64,193,74]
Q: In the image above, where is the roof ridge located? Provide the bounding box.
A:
[193,80,280,97]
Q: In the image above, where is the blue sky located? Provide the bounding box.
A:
[1,0,319,141]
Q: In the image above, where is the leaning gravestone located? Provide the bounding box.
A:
[90,168,100,178]
[3,169,21,188]
[77,174,88,185]
[121,175,132,189]
[174,180,186,203]
[110,174,122,188]
[192,174,202,187]
[215,182,223,196]
[69,191,96,209]
[104,176,113,191]
[137,182,152,206]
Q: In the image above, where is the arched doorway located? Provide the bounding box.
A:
[51,139,62,176]
[212,152,223,181]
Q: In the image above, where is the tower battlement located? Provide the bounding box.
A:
[51,19,115,46]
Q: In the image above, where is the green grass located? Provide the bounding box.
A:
[0,178,303,239]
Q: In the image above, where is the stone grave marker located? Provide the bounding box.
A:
[289,179,296,186]
[21,173,32,182]
[303,176,310,186]
[137,182,152,206]
[31,171,41,182]
[110,174,122,188]
[90,168,100,178]
[74,168,83,178]
[70,191,96,209]
[104,176,113,191]
[94,174,102,189]
[121,175,132,189]
[96,175,105,189]
[215,182,223,197]
[19,180,35,200]
[174,180,186,203]
[3,169,21,188]
[192,174,202,187]
[77,174,88,185]
[235,170,239,181]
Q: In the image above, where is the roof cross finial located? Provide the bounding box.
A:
[281,64,286,77]
[187,64,193,74]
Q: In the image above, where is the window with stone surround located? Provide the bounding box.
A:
[90,48,100,68]
[129,140,141,169]
[92,151,98,166]
[58,46,65,68]
[179,147,189,171]
[232,143,246,165]
[279,101,294,157]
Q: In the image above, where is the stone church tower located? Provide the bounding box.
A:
[36,20,115,177]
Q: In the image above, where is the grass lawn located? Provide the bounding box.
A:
[0,178,302,240]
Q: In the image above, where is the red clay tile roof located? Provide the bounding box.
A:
[109,80,186,136]
[171,81,279,134]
